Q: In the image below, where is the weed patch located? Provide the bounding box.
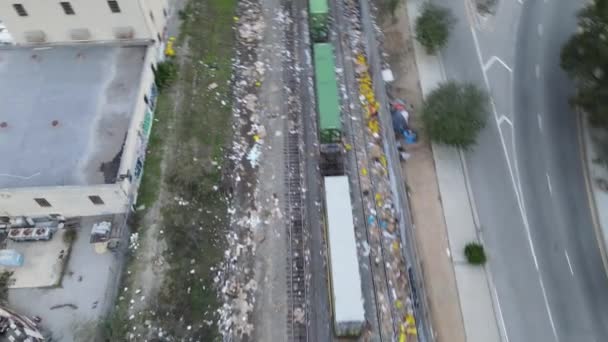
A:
[105,0,237,340]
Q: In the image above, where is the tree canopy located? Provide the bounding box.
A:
[415,3,455,55]
[422,81,488,148]
[561,0,608,127]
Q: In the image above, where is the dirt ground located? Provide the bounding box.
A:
[215,0,302,340]
[379,3,467,342]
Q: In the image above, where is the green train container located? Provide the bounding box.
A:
[309,0,329,42]
[313,43,342,145]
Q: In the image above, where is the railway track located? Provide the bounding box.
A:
[282,0,309,340]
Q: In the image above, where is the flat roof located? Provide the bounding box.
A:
[0,45,146,188]
[323,176,365,326]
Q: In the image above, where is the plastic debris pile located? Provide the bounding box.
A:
[344,0,418,340]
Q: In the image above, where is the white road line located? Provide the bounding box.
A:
[565,250,574,275]
[535,64,541,78]
[0,172,41,180]
[538,113,543,132]
[539,277,559,340]
[497,115,513,126]
[484,56,513,73]
[546,172,553,195]
[470,24,540,271]
[538,24,543,36]
[493,286,511,342]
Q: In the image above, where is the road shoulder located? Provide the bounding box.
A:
[580,113,608,275]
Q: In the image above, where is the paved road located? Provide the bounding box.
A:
[435,0,608,341]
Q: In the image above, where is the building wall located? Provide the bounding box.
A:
[0,184,128,217]
[117,43,162,206]
[0,0,168,44]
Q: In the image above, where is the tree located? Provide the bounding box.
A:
[421,81,488,148]
[561,0,608,127]
[0,271,13,304]
[155,60,178,91]
[415,3,455,55]
[464,242,487,265]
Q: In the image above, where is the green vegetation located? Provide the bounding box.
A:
[154,0,235,336]
[415,2,455,55]
[103,0,236,340]
[421,81,488,148]
[62,228,77,244]
[135,92,172,208]
[155,60,178,91]
[0,271,13,305]
[561,0,608,128]
[464,242,487,265]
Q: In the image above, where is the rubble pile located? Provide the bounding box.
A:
[343,0,418,340]
[217,0,267,339]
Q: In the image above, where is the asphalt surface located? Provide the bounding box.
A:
[435,0,608,341]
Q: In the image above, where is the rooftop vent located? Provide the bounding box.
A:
[113,26,134,40]
[69,28,91,41]
[24,30,46,43]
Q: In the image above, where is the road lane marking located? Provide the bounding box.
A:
[538,114,543,132]
[565,250,574,275]
[493,286,511,342]
[470,24,539,271]
[484,56,513,73]
[539,277,559,340]
[535,64,541,78]
[538,24,543,36]
[546,172,553,195]
[0,172,41,180]
[497,115,513,126]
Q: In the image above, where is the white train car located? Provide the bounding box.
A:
[323,175,365,336]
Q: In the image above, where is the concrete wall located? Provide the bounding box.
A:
[0,0,168,44]
[0,184,128,217]
[116,42,162,206]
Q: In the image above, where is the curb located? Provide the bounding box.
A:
[577,111,608,277]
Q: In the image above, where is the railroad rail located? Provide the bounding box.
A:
[283,0,309,340]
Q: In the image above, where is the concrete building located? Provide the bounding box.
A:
[0,0,167,44]
[0,0,169,236]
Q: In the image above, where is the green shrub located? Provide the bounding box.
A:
[415,3,455,55]
[464,242,487,265]
[63,228,78,244]
[0,271,13,304]
[155,60,178,91]
[421,81,488,148]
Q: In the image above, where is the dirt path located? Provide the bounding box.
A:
[380,3,467,342]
